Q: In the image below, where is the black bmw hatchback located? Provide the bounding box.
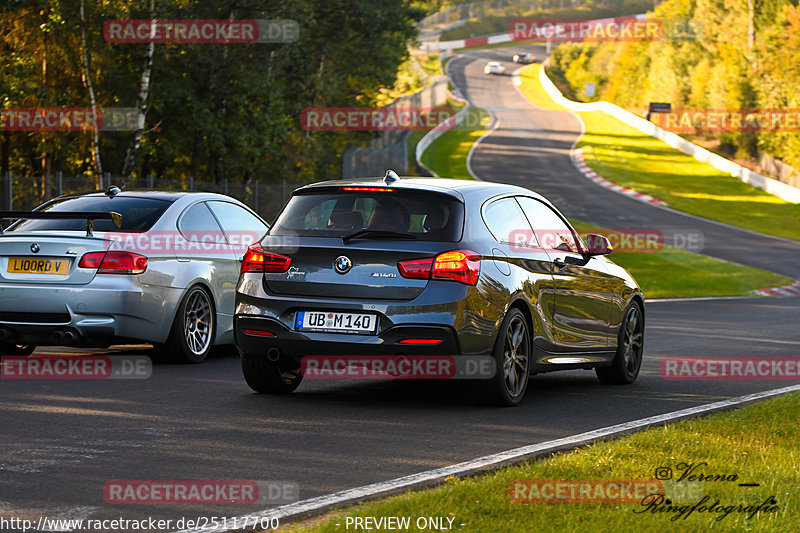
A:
[234,174,644,406]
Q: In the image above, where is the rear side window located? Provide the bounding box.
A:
[270,190,465,242]
[7,196,171,233]
[207,201,269,238]
[482,197,532,244]
[517,196,582,253]
[178,202,226,242]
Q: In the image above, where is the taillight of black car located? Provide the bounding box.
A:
[241,243,292,274]
[398,250,480,285]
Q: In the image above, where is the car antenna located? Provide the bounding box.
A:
[105,185,121,198]
[384,170,399,184]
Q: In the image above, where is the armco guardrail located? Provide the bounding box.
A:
[423,14,649,51]
[415,53,473,176]
[340,76,449,179]
[415,105,471,177]
[422,31,511,52]
[538,63,800,204]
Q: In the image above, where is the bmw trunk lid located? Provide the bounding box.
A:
[0,232,112,285]
[260,237,448,300]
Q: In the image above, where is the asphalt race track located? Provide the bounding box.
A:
[1,45,799,531]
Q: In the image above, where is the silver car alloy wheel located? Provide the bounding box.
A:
[184,289,212,355]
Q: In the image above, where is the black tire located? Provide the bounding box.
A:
[474,307,531,407]
[596,301,644,385]
[156,286,216,363]
[0,342,36,355]
[241,356,303,394]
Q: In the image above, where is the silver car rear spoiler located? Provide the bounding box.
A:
[0,211,123,237]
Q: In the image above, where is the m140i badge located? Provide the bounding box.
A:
[370,272,396,278]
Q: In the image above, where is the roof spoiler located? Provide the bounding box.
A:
[0,211,123,237]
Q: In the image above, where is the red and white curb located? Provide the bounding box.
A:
[573,148,666,206]
[753,280,800,297]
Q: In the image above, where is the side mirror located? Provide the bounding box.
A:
[585,233,613,255]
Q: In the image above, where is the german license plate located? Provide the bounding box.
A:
[295,311,377,335]
[7,257,71,275]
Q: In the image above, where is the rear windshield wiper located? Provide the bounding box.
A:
[342,230,418,243]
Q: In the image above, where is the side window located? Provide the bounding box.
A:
[207,201,269,246]
[482,197,533,244]
[178,202,226,243]
[516,196,581,253]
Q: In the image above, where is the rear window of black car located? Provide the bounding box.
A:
[270,190,464,242]
[7,196,172,233]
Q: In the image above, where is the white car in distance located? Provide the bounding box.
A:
[483,61,505,75]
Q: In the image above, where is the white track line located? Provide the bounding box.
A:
[173,384,800,533]
[465,116,498,181]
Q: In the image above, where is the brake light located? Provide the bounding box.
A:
[398,250,480,285]
[78,251,148,274]
[241,243,292,274]
[397,257,433,280]
[340,187,395,192]
[432,250,480,285]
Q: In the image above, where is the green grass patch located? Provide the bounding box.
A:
[518,64,800,242]
[420,106,491,180]
[287,392,800,533]
[405,131,427,177]
[569,220,793,299]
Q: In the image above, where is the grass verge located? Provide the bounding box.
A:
[517,64,800,242]
[419,106,491,180]
[568,220,793,299]
[286,391,800,533]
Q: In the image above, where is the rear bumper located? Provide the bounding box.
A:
[235,315,461,361]
[234,272,503,359]
[0,279,181,346]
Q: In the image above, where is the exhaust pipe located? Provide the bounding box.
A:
[63,331,75,342]
[0,329,7,340]
[266,346,281,362]
[52,331,64,342]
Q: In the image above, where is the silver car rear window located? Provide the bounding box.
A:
[7,196,172,233]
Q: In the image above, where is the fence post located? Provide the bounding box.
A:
[253,182,259,213]
[224,178,229,195]
[189,176,194,191]
[2,171,10,210]
[103,171,111,189]
[280,180,286,204]
[147,173,154,188]
[7,171,12,210]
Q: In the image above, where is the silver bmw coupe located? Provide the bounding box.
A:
[0,187,268,362]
